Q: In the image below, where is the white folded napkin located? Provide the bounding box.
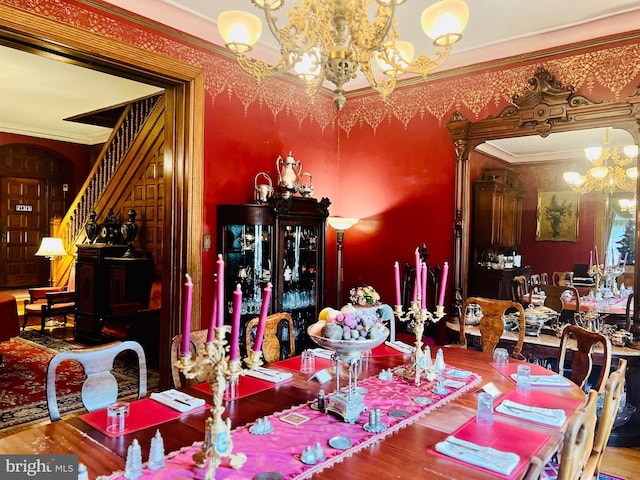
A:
[442,379,466,389]
[311,348,334,360]
[385,340,415,354]
[509,373,572,387]
[446,369,472,379]
[150,389,206,412]
[245,367,293,383]
[496,399,566,427]
[435,436,520,475]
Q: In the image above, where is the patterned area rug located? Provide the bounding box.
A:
[0,331,159,435]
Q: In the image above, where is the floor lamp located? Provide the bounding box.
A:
[35,237,67,286]
[327,217,359,307]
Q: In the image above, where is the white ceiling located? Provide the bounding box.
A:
[2,0,640,146]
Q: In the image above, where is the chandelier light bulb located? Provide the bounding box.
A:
[563,171,581,185]
[627,166,638,179]
[590,166,609,179]
[421,0,469,46]
[584,146,602,162]
[293,49,321,80]
[623,144,638,158]
[217,10,262,54]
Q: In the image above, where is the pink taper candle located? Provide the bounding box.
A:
[216,254,225,328]
[394,261,401,305]
[623,252,628,270]
[229,284,242,362]
[589,250,593,270]
[438,262,449,306]
[421,262,427,309]
[595,246,599,267]
[207,275,218,343]
[414,248,421,303]
[181,274,193,355]
[254,283,272,353]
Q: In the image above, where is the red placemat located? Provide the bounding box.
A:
[370,344,409,357]
[427,417,551,479]
[494,389,582,430]
[494,362,571,387]
[271,356,333,373]
[193,374,283,399]
[79,398,208,438]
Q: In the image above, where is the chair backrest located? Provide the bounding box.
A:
[67,262,76,292]
[170,328,211,388]
[625,293,634,331]
[460,297,526,358]
[539,272,549,285]
[582,359,627,479]
[538,284,580,314]
[557,325,612,393]
[246,312,295,364]
[45,340,147,421]
[553,271,574,286]
[147,279,162,310]
[557,390,599,480]
[511,275,528,304]
[529,273,541,288]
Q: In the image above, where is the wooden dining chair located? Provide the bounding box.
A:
[537,284,580,320]
[553,271,575,286]
[582,359,627,480]
[555,390,599,480]
[23,262,76,332]
[170,328,209,388]
[45,340,147,421]
[246,312,295,363]
[459,297,526,358]
[511,275,529,304]
[557,325,612,394]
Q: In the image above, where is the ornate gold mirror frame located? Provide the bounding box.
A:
[446,67,640,320]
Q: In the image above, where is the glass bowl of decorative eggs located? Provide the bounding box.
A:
[307,303,391,359]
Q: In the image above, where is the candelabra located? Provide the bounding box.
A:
[394,297,445,386]
[589,264,624,294]
[175,326,263,480]
[589,264,604,293]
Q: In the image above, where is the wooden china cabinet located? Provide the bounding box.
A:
[217,195,330,357]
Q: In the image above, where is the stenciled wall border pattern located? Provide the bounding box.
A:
[7,0,640,136]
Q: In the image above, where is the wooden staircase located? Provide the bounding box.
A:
[52,93,165,286]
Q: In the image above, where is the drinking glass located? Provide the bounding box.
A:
[516,364,531,395]
[493,348,509,368]
[106,401,130,433]
[476,392,494,425]
[300,349,315,373]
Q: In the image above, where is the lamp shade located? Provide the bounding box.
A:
[217,10,262,54]
[421,0,469,47]
[327,217,360,232]
[35,237,66,258]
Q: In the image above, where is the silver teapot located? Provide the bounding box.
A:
[298,172,314,197]
[276,151,302,198]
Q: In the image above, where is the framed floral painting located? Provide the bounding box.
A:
[536,190,579,242]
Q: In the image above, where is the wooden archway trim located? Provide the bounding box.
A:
[0,4,205,385]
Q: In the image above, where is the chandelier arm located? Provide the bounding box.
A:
[348,2,396,52]
[235,54,295,84]
[358,54,397,100]
[378,47,452,78]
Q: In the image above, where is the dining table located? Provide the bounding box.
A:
[524,292,631,316]
[0,344,586,479]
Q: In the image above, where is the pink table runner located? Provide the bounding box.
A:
[80,398,209,438]
[428,417,551,479]
[102,366,481,479]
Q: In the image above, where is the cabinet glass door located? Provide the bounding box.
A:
[223,223,272,317]
[280,222,319,350]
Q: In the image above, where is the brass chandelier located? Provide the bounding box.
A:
[217,0,469,110]
[563,128,638,194]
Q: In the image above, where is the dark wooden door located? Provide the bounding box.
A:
[0,176,46,287]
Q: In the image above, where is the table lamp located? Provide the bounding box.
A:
[35,237,67,286]
[327,217,359,307]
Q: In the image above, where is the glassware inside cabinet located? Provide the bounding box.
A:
[223,223,272,315]
[281,225,319,311]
